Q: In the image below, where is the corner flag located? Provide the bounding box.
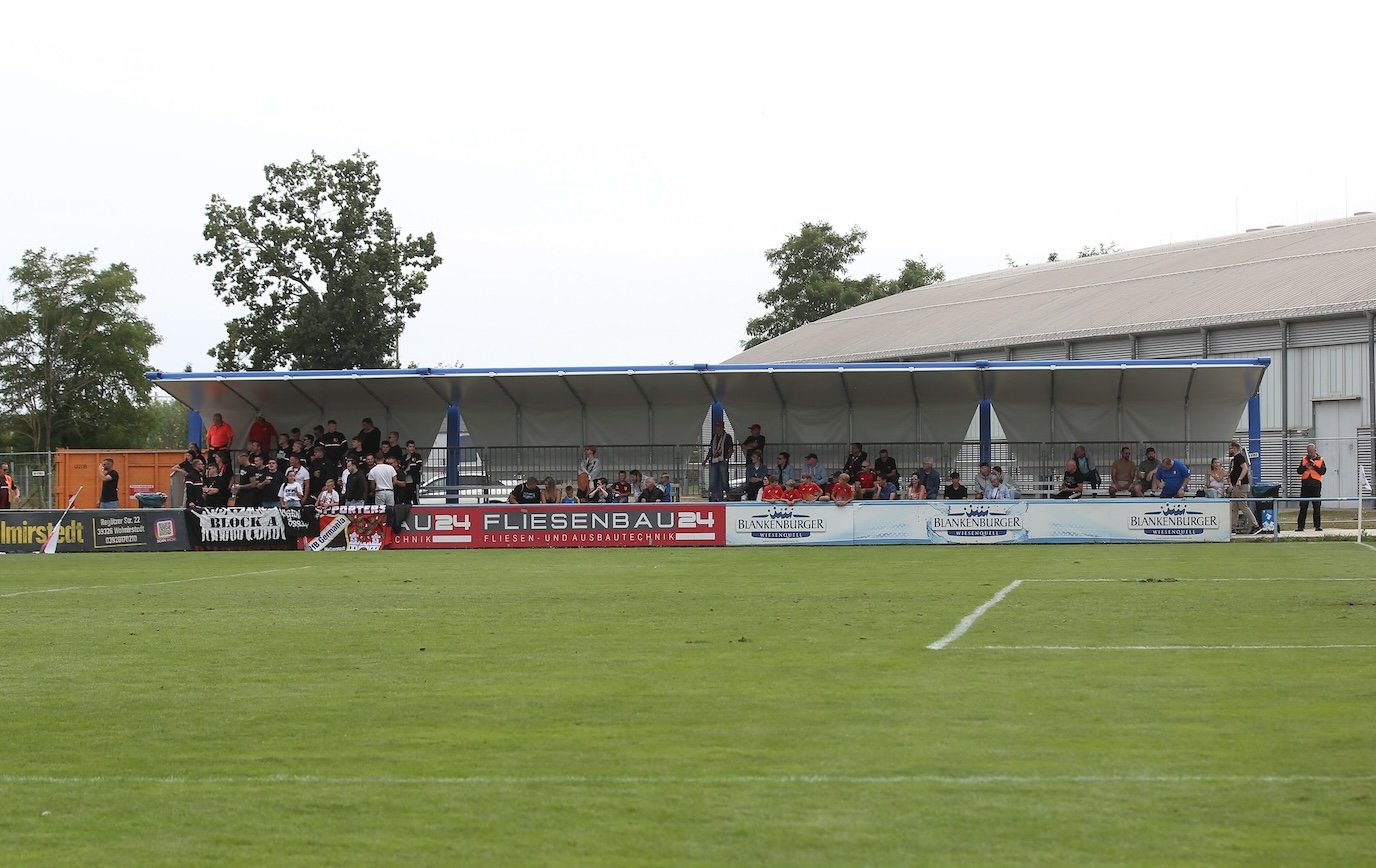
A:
[41,487,82,554]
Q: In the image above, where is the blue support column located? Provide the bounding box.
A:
[711,401,724,425]
[187,410,204,450]
[1248,393,1262,480]
[446,404,461,505]
[978,399,992,466]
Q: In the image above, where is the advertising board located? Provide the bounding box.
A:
[391,504,726,549]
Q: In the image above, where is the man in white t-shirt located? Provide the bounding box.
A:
[368,456,399,507]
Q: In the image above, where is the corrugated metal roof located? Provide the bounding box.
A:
[728,213,1376,363]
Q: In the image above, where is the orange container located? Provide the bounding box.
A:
[54,448,189,509]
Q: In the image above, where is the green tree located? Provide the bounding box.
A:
[196,150,441,371]
[743,222,944,349]
[0,250,160,452]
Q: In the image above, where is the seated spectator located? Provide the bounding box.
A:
[1156,457,1192,498]
[1205,458,1229,498]
[586,477,613,503]
[658,473,674,502]
[1138,447,1162,495]
[873,449,899,484]
[797,474,823,502]
[991,465,1020,499]
[905,473,926,500]
[760,475,785,503]
[781,479,804,503]
[1072,445,1102,489]
[874,475,899,500]
[738,451,768,501]
[985,471,1015,500]
[1053,458,1084,499]
[542,476,561,504]
[775,451,799,486]
[508,476,543,505]
[855,461,878,499]
[943,471,968,499]
[1108,446,1141,496]
[628,469,647,500]
[915,457,941,500]
[830,473,855,506]
[973,462,994,498]
[610,471,632,503]
[803,453,830,494]
[561,485,579,504]
[637,476,667,502]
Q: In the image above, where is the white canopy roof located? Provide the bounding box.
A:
[147,359,1269,449]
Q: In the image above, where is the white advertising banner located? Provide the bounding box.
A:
[726,499,1231,546]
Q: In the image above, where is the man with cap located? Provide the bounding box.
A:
[740,424,766,459]
[508,476,543,505]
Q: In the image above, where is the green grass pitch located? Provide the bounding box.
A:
[3,544,1374,866]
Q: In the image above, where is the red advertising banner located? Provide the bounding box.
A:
[390,504,726,549]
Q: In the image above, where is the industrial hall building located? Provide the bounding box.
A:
[728,213,1376,500]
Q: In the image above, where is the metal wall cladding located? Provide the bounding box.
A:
[1289,317,1370,348]
[1137,331,1205,358]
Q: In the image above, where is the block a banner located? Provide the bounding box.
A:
[390,504,726,549]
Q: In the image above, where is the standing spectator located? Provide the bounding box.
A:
[740,424,766,458]
[232,454,259,507]
[278,469,305,507]
[830,473,855,506]
[247,413,276,454]
[356,417,383,457]
[873,449,899,485]
[842,443,868,481]
[260,459,285,508]
[914,457,941,501]
[943,471,969,499]
[659,473,674,502]
[184,458,206,507]
[343,458,367,507]
[206,413,234,458]
[308,446,334,500]
[315,478,340,509]
[797,474,823,502]
[1228,441,1259,534]
[1296,443,1327,532]
[98,459,120,509]
[285,454,311,502]
[703,420,733,502]
[403,441,425,505]
[203,464,231,507]
[579,445,601,497]
[319,420,347,471]
[370,454,400,507]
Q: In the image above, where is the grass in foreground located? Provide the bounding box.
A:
[2,545,1374,866]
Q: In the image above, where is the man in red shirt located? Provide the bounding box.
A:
[247,413,276,454]
[855,461,878,500]
[610,471,632,503]
[760,475,785,503]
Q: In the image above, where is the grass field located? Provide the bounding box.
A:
[3,544,1374,866]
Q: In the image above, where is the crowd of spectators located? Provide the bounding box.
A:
[525,445,675,504]
[177,415,425,510]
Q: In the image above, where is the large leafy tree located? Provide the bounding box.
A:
[0,250,160,452]
[196,151,441,370]
[743,222,944,349]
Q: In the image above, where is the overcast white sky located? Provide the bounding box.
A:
[3,1,1373,374]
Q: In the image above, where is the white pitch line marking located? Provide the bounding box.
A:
[2,773,1372,786]
[975,645,1376,651]
[927,580,1023,650]
[1029,577,1376,583]
[0,566,312,598]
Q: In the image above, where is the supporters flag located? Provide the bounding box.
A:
[1362,466,1373,494]
[41,487,82,554]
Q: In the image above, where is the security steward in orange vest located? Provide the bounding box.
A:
[1296,443,1327,532]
